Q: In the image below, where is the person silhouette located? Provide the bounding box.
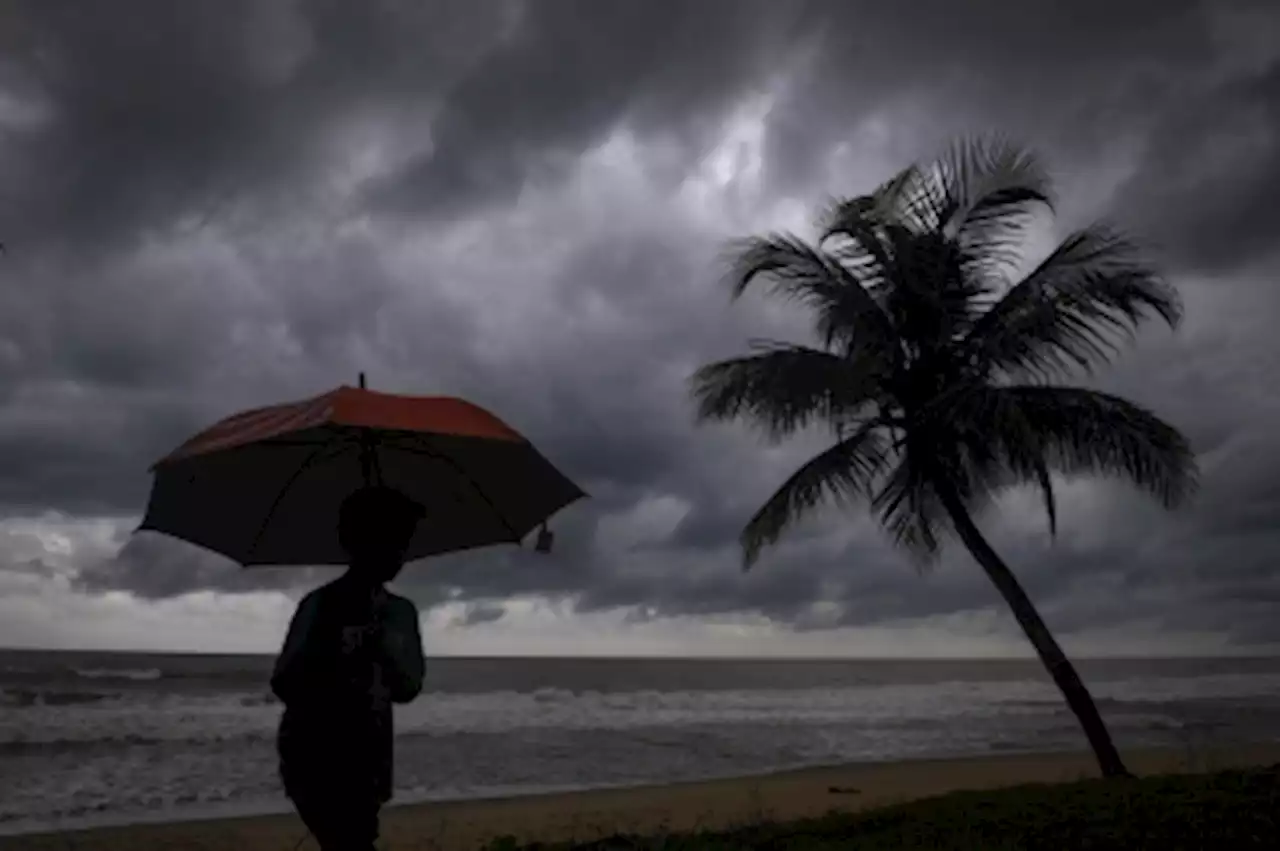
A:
[271,485,427,850]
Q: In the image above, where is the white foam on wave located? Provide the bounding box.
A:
[1103,672,1280,704]
[0,691,279,747]
[394,671,1280,735]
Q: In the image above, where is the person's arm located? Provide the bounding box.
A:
[379,596,425,704]
[270,593,324,705]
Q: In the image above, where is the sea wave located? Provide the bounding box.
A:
[72,667,163,682]
[2,672,1279,749]
[0,688,112,707]
[0,730,276,757]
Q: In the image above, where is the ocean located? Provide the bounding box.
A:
[2,650,1279,836]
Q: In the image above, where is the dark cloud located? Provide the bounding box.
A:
[73,531,335,600]
[2,0,1280,651]
[451,602,507,628]
[0,557,55,579]
[756,0,1217,194]
[3,0,309,255]
[364,0,803,218]
[1111,57,1280,272]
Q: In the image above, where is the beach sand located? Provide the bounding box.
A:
[6,744,1280,851]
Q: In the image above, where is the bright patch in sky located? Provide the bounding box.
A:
[595,494,692,551]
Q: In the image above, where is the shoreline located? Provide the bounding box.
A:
[5,743,1280,851]
[0,746,1150,838]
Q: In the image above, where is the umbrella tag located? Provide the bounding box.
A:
[534,524,554,554]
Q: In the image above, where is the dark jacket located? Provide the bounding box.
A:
[270,574,425,803]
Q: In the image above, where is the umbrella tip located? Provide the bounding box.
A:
[358,372,366,389]
[534,523,554,554]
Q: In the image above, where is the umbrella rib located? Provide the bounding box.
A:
[243,439,354,564]
[378,436,524,545]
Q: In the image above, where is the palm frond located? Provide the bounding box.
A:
[962,224,1182,381]
[870,452,949,566]
[817,164,930,235]
[817,140,1051,333]
[689,342,886,441]
[814,165,931,279]
[968,385,1198,510]
[824,138,1050,268]
[937,136,1053,234]
[721,233,896,352]
[740,422,889,569]
[878,228,986,352]
[932,137,1054,288]
[950,390,1061,536]
[816,201,893,292]
[1031,455,1058,536]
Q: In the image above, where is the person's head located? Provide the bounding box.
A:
[338,485,425,584]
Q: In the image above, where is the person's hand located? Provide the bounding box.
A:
[369,589,394,633]
[381,623,407,656]
[374,597,416,660]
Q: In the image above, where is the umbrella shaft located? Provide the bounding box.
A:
[359,432,383,486]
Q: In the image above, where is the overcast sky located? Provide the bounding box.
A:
[1,0,1278,657]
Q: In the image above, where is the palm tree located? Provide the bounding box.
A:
[689,137,1196,779]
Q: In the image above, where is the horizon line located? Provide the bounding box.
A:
[2,646,1277,662]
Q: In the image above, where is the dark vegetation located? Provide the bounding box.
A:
[488,765,1280,850]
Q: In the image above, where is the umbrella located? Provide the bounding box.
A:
[138,375,586,566]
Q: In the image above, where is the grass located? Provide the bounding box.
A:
[481,764,1280,850]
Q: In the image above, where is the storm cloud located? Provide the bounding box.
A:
[2,0,1279,654]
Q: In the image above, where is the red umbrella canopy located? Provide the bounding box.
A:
[139,382,586,566]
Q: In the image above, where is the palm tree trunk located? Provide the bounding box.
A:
[935,485,1132,779]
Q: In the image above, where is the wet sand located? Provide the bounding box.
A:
[5,744,1279,850]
